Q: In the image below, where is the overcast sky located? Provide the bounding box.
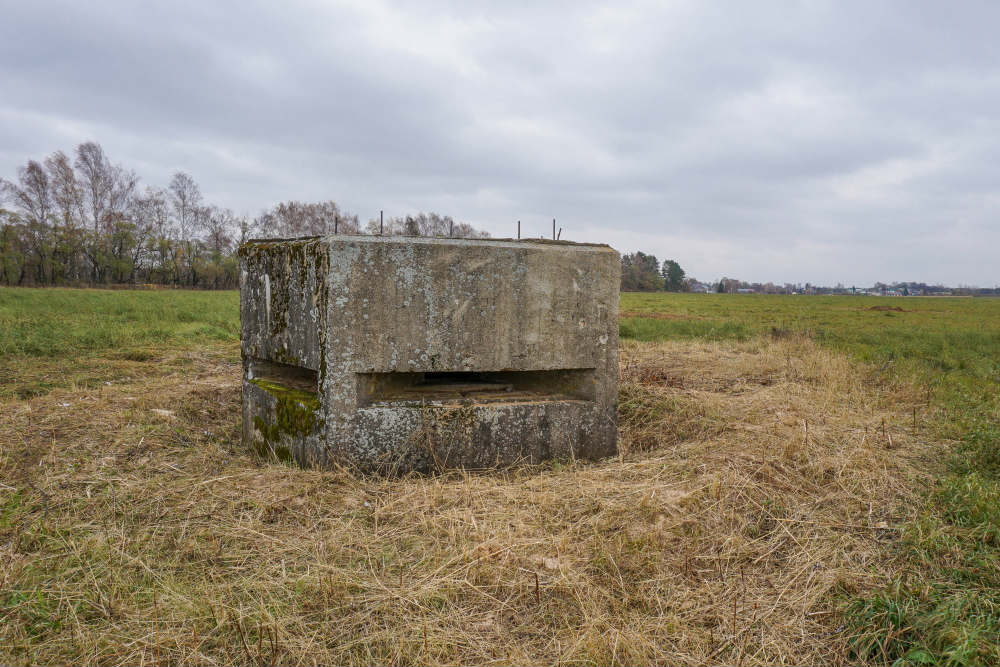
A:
[2,1,998,286]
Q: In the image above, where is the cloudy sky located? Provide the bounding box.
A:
[1,1,997,286]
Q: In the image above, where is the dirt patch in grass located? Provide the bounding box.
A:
[0,338,942,665]
[867,305,907,312]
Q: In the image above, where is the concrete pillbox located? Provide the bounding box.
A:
[239,235,620,473]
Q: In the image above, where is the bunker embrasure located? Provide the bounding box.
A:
[239,235,620,473]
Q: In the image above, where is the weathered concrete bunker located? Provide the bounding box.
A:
[239,235,620,473]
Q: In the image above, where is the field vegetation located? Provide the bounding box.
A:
[622,293,1000,664]
[1,287,998,664]
[0,288,238,400]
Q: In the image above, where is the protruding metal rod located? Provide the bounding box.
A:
[334,213,338,234]
[517,220,521,239]
[449,220,453,236]
[557,227,562,240]
[380,210,384,235]
[552,218,556,240]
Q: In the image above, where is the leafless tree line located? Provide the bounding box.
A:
[366,212,489,239]
[0,142,489,288]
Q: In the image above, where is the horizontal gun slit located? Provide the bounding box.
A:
[357,369,596,406]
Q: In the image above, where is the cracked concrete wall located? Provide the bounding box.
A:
[239,235,620,473]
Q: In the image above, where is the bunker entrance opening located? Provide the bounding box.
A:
[249,359,318,394]
[358,369,596,406]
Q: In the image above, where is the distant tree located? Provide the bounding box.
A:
[44,151,87,282]
[168,171,202,244]
[195,206,238,288]
[621,252,663,291]
[131,187,172,283]
[1,160,54,283]
[72,144,139,282]
[238,215,259,246]
[364,212,489,238]
[199,206,238,257]
[716,280,725,293]
[661,259,686,292]
[0,142,500,289]
[168,171,204,285]
[404,215,421,235]
[45,151,82,228]
[102,169,140,283]
[2,160,53,226]
[256,200,360,238]
[75,142,112,235]
[0,208,28,286]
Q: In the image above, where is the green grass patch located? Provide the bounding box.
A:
[845,475,1000,665]
[621,292,1000,665]
[0,287,240,398]
[0,287,239,358]
[619,316,754,341]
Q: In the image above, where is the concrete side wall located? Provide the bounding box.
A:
[239,239,329,372]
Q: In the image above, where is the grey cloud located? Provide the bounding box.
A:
[1,0,998,285]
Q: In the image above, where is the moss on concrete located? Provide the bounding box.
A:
[249,378,322,462]
[252,415,293,462]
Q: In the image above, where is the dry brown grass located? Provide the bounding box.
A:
[0,336,942,665]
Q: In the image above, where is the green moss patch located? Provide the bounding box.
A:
[249,378,322,463]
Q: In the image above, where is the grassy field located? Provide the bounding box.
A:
[622,292,1000,665]
[0,288,239,399]
[1,287,998,664]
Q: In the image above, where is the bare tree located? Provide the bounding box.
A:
[44,151,87,281]
[135,187,172,240]
[130,187,172,282]
[2,142,493,288]
[255,200,360,238]
[0,207,29,286]
[131,186,179,283]
[73,142,140,282]
[200,205,236,255]
[74,142,113,234]
[238,214,259,245]
[44,151,83,229]
[364,211,489,238]
[168,171,203,285]
[168,171,202,244]
[194,205,239,288]
[1,160,52,225]
[107,167,138,225]
[0,161,54,282]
